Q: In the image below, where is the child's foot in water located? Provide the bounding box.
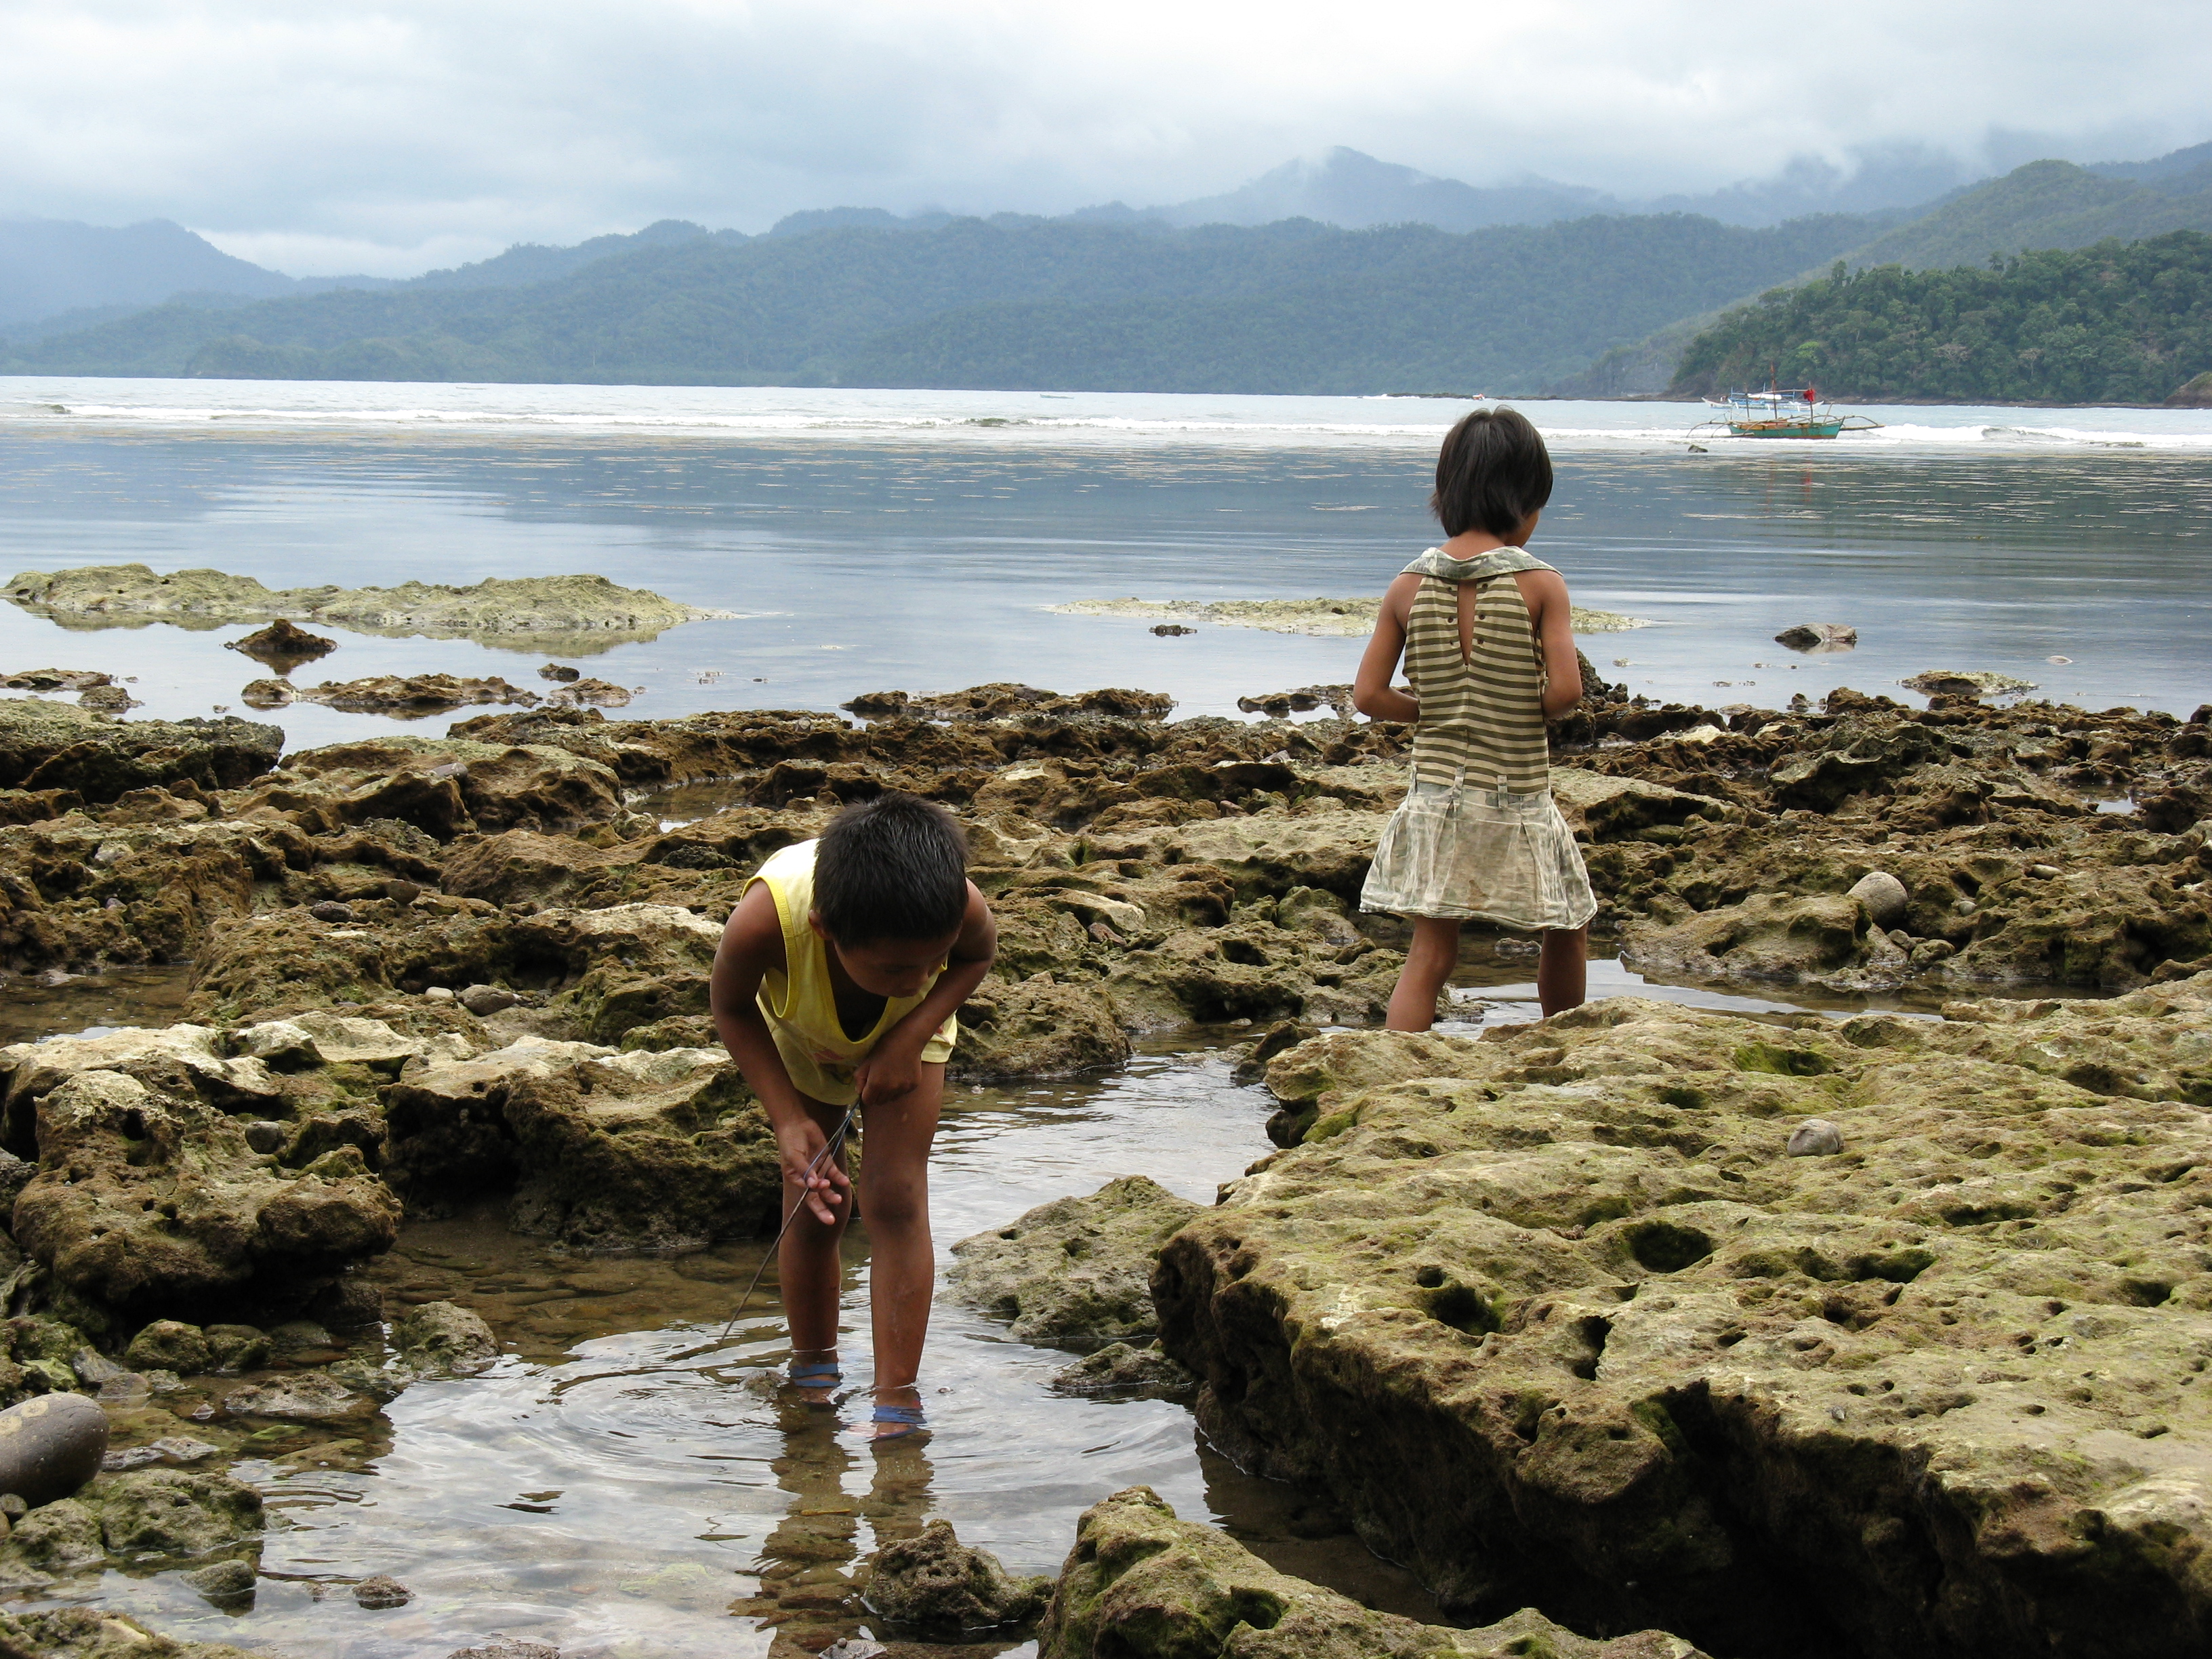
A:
[869,1383,927,1442]
[787,1349,841,1407]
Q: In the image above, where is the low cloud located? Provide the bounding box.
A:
[0,0,2203,274]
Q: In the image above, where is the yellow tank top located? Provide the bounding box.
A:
[744,840,959,1106]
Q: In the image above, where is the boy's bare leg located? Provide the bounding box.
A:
[1387,916,1461,1031]
[779,1094,854,1372]
[857,1061,944,1434]
[1538,924,1589,1017]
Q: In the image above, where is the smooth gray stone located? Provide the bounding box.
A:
[1787,1119,1846,1157]
[0,1393,108,1507]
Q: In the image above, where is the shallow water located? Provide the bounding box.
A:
[0,382,2204,752]
[60,1042,1436,1657]
[10,952,2102,1652]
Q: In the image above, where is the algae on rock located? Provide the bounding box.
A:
[5,563,733,647]
[1039,1486,1706,1658]
[948,1175,1203,1348]
[1155,981,2212,1659]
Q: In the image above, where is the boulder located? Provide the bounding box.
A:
[385,1040,782,1248]
[8,1067,400,1322]
[1038,1486,1706,1658]
[0,1394,108,1508]
[1847,869,1909,928]
[292,674,544,716]
[1620,891,1875,987]
[1773,623,1857,650]
[393,1301,497,1377]
[0,697,281,802]
[123,1322,211,1376]
[951,976,1130,1078]
[0,1606,271,1656]
[1153,987,2212,1658]
[221,1372,370,1422]
[1050,1340,1196,1401]
[861,1517,1051,1635]
[226,617,335,672]
[947,1175,1203,1348]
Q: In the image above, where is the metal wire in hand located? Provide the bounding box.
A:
[718,1106,855,1342]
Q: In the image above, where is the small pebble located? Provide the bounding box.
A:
[386,878,422,904]
[1787,1120,1845,1158]
[2028,863,2061,879]
[308,901,354,924]
[0,1494,24,1520]
[354,1574,413,1610]
[424,985,456,1003]
[245,1121,289,1154]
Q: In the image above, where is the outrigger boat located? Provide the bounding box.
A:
[1691,382,1883,440]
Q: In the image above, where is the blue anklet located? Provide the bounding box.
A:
[869,1401,927,1441]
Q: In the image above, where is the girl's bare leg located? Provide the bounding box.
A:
[857,1062,944,1434]
[1538,924,1589,1017]
[1387,916,1461,1031]
[779,1095,854,1387]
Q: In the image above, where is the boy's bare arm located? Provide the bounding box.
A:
[1353,573,1422,722]
[1517,569,1584,719]
[855,884,997,1106]
[710,883,851,1220]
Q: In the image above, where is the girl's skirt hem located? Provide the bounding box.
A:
[1359,780,1597,934]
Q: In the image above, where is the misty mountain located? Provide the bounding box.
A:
[1,218,285,328]
[0,210,1880,396]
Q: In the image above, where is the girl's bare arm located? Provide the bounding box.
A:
[1515,569,1584,720]
[1353,573,1422,722]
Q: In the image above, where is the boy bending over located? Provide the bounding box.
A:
[710,793,996,1439]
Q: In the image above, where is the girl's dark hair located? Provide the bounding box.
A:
[813,792,969,945]
[1430,407,1554,538]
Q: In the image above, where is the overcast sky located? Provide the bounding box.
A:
[1,0,2206,276]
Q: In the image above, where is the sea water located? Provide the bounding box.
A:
[0,380,2205,751]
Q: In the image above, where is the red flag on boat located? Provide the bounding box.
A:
[1803,386,1817,403]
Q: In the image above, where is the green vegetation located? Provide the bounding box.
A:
[1,211,1878,396]
[1670,233,2212,405]
[1841,159,2212,274]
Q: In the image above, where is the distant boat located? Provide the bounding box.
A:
[1692,382,1882,441]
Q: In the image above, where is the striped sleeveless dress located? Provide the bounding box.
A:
[1359,546,1597,930]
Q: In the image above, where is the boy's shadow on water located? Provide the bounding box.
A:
[735,1403,979,1658]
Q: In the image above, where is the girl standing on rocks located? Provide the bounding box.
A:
[709,793,997,1439]
[1353,407,1597,1027]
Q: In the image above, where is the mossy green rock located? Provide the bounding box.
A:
[4,562,725,646]
[1040,1486,1705,1658]
[949,1175,1204,1348]
[123,1320,210,1376]
[861,1516,1050,1635]
[1158,979,2212,1658]
[0,696,281,802]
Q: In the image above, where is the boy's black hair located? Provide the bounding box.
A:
[1430,407,1554,538]
[813,792,969,945]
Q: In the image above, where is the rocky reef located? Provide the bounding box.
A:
[1040,1486,1704,1658]
[1049,595,1652,636]
[5,564,734,648]
[0,665,2200,1654]
[1153,980,2212,1658]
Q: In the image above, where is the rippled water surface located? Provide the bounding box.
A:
[0,381,2204,746]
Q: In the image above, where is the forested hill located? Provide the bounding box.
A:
[1668,233,2212,405]
[0,211,1879,395]
[1840,159,2212,274]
